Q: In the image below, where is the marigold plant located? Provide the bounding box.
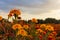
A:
[0,9,57,40]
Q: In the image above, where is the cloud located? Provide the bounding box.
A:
[0,0,60,19]
[21,9,60,20]
[0,0,60,13]
[0,10,8,19]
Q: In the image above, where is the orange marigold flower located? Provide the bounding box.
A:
[40,24,46,28]
[8,13,14,19]
[12,24,23,30]
[17,29,28,36]
[8,13,13,19]
[10,9,21,15]
[0,16,2,21]
[37,29,43,33]
[31,18,38,23]
[23,24,29,29]
[8,13,13,16]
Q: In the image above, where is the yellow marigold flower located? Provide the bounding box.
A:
[0,16,2,21]
[12,24,23,30]
[40,24,46,28]
[23,24,29,29]
[37,29,43,33]
[31,18,38,23]
[45,25,54,31]
[17,29,28,36]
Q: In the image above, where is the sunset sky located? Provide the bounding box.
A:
[0,0,60,20]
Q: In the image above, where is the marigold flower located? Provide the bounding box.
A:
[8,13,13,19]
[10,9,21,15]
[49,33,54,36]
[45,25,54,31]
[0,16,2,21]
[35,24,40,29]
[23,24,29,29]
[43,31,46,35]
[39,35,42,40]
[12,24,23,30]
[39,35,42,38]
[8,13,13,16]
[37,29,43,33]
[52,32,57,35]
[40,24,46,28]
[17,29,28,36]
[31,18,38,23]
[48,36,53,40]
